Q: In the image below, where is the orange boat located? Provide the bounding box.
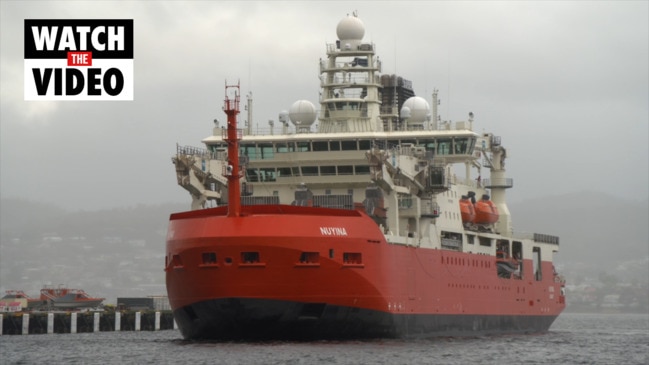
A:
[474,195,500,224]
[166,13,565,340]
[459,196,476,223]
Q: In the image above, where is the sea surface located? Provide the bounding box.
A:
[1,312,647,364]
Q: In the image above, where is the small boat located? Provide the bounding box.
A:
[37,286,104,309]
[459,195,476,223]
[474,194,499,224]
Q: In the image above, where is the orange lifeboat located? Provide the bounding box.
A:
[459,196,476,223]
[474,194,499,224]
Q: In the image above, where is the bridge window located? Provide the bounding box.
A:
[437,139,451,155]
[358,140,371,150]
[259,143,274,159]
[355,165,370,174]
[276,143,294,153]
[302,166,318,176]
[454,138,469,154]
[468,137,477,154]
[341,140,357,150]
[296,141,310,152]
[240,144,258,160]
[312,141,329,151]
[259,168,277,182]
[338,165,353,175]
[246,168,259,182]
[278,167,292,177]
[321,166,336,175]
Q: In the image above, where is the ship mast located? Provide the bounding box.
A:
[223,82,241,217]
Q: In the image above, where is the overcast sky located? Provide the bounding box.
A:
[1,1,647,211]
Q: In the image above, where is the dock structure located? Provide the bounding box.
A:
[0,310,176,335]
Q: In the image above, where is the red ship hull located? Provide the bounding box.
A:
[166,205,565,340]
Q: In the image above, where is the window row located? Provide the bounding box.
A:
[246,165,370,182]
[166,250,364,268]
[208,137,476,160]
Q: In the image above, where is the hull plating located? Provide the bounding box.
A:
[165,205,565,340]
[173,298,559,340]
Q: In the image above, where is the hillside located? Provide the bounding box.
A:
[1,193,647,305]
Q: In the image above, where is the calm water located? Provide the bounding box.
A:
[1,313,647,364]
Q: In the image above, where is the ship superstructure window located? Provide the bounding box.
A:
[240,144,259,160]
[278,167,292,177]
[259,143,274,159]
[302,166,318,176]
[201,252,217,265]
[437,139,451,155]
[259,168,277,182]
[467,234,475,244]
[321,166,336,175]
[533,247,542,281]
[513,241,523,279]
[246,168,259,182]
[441,231,462,250]
[454,138,469,154]
[338,165,353,175]
[312,141,328,151]
[329,141,341,151]
[341,140,357,150]
[276,143,294,153]
[296,141,310,152]
[358,140,371,150]
[241,251,260,264]
[479,236,492,247]
[355,165,370,174]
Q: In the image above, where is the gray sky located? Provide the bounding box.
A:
[1,1,648,211]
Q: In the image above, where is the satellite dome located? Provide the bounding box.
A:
[401,96,430,125]
[336,15,365,41]
[289,100,317,128]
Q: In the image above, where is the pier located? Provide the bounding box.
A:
[0,310,176,335]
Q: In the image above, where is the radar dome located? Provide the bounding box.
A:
[337,15,365,42]
[289,100,317,129]
[401,96,430,125]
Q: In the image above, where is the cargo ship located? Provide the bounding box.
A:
[165,13,565,340]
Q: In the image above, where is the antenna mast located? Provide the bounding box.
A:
[223,81,242,217]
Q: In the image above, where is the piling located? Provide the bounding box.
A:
[0,310,176,335]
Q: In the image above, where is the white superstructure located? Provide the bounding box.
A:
[172,13,560,264]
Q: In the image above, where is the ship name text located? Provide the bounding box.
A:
[320,227,348,236]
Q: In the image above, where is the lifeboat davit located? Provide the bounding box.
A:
[459,196,476,223]
[474,194,499,224]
